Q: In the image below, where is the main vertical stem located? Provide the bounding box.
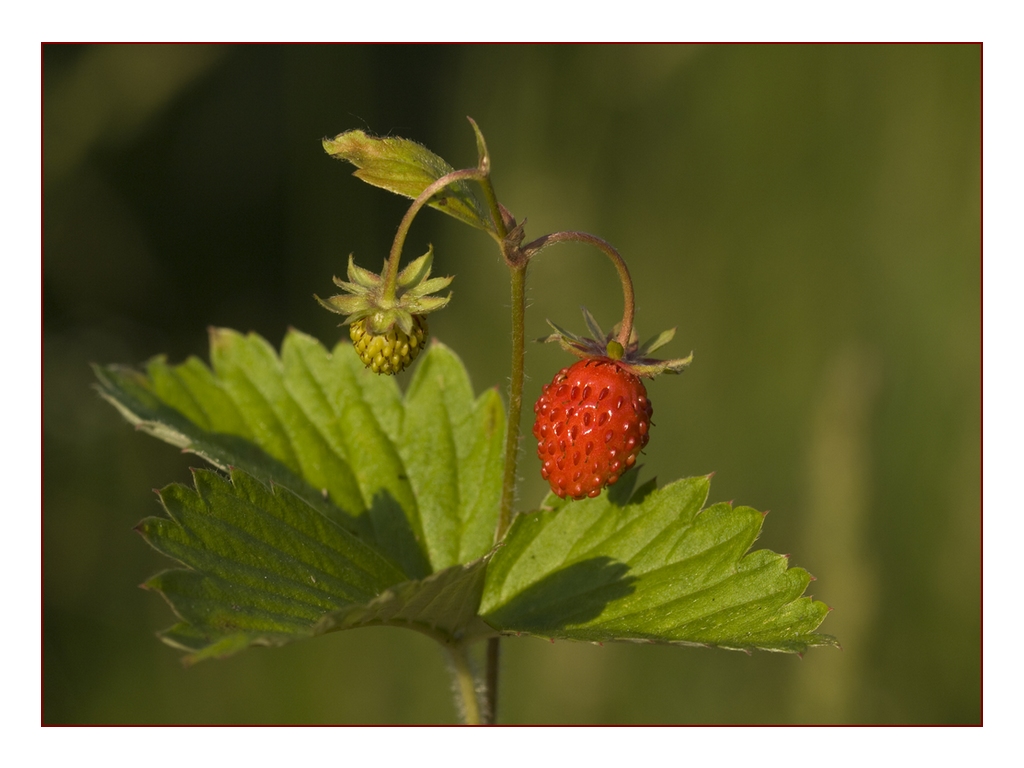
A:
[497,263,528,541]
[484,633,500,724]
[473,161,516,726]
[483,262,527,724]
[446,644,482,725]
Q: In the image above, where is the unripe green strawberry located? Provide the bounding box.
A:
[349,314,427,375]
[316,246,452,375]
[533,357,653,500]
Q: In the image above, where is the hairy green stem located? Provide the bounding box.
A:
[445,644,483,725]
[473,168,514,726]
[482,262,526,725]
[484,633,500,725]
[523,231,636,347]
[485,261,527,723]
[497,263,528,541]
[382,168,487,301]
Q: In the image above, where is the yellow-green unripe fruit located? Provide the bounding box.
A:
[349,315,428,375]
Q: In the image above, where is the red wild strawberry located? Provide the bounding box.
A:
[533,307,693,501]
[534,358,653,500]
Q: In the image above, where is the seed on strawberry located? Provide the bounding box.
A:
[350,314,427,375]
[533,357,653,500]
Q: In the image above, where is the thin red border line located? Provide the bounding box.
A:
[977,40,983,728]
[40,40,46,729]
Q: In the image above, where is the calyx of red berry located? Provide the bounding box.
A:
[539,307,693,378]
[315,246,453,336]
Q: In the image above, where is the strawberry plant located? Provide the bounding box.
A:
[94,118,836,724]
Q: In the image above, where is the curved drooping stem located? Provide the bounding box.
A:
[521,231,636,348]
[381,167,490,301]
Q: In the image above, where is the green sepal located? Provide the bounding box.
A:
[537,319,582,348]
[410,295,451,314]
[391,309,414,336]
[581,306,604,340]
[406,276,454,300]
[360,308,401,336]
[397,246,434,288]
[640,327,676,355]
[540,307,694,378]
[315,293,368,319]
[347,253,382,289]
[329,278,371,295]
[319,245,453,336]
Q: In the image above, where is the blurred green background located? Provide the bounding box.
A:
[43,44,980,724]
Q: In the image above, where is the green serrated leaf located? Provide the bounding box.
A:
[95,328,506,580]
[323,129,495,233]
[140,468,494,663]
[141,468,403,660]
[480,474,835,653]
[93,361,344,528]
[401,343,505,570]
